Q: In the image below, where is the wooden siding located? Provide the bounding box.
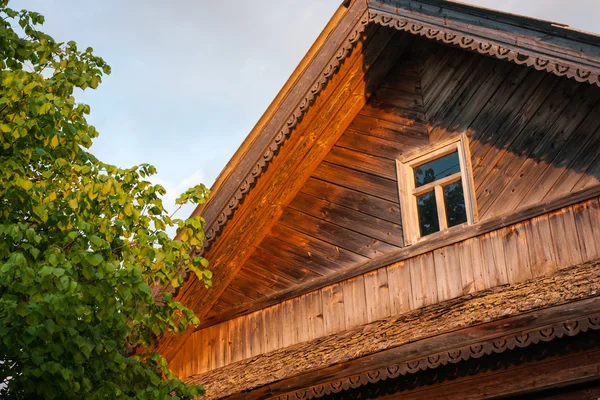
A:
[169,197,600,378]
[203,38,600,325]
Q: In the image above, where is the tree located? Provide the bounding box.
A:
[0,2,211,398]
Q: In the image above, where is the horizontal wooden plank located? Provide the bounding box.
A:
[288,191,404,246]
[278,207,400,258]
[312,161,400,202]
[300,177,401,223]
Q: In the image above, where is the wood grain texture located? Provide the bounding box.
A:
[169,196,600,378]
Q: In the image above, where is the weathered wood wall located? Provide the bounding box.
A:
[169,196,600,378]
[205,39,600,325]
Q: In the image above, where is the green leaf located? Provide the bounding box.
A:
[86,253,103,266]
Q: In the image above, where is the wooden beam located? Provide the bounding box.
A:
[198,184,600,329]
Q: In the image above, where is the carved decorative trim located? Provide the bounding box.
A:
[201,11,371,251]
[368,9,600,87]
[272,315,600,399]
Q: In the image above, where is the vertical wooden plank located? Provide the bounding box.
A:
[479,230,509,288]
[342,275,368,329]
[433,246,463,302]
[263,305,283,353]
[364,267,391,322]
[502,223,533,284]
[322,283,345,335]
[460,237,485,292]
[197,327,210,373]
[306,290,324,341]
[292,295,309,344]
[548,206,584,269]
[573,198,600,262]
[409,252,437,309]
[387,261,412,315]
[207,325,218,371]
[455,240,475,295]
[281,299,294,348]
[228,316,245,364]
[214,322,228,369]
[245,310,264,358]
[525,215,559,278]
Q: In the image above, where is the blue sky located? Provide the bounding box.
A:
[11,0,600,217]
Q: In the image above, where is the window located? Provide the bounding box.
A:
[396,135,477,245]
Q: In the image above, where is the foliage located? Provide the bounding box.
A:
[0,1,210,398]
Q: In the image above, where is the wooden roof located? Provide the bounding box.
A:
[155,0,600,360]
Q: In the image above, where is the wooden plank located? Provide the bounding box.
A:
[433,246,462,302]
[342,275,368,329]
[478,230,509,288]
[256,237,328,279]
[268,222,368,270]
[198,188,600,330]
[429,58,515,143]
[363,267,391,322]
[311,161,399,202]
[471,72,557,183]
[244,254,303,287]
[349,111,428,139]
[454,239,479,295]
[548,206,584,269]
[542,124,600,197]
[263,305,282,354]
[288,192,404,246]
[306,290,324,341]
[324,145,397,180]
[227,316,245,364]
[281,299,294,348]
[478,77,580,217]
[521,100,600,206]
[468,67,543,170]
[292,295,309,344]
[425,52,482,126]
[489,84,600,215]
[211,323,225,370]
[573,198,600,262]
[300,177,401,223]
[334,129,427,160]
[408,252,437,309]
[386,261,412,315]
[525,215,558,278]
[501,223,532,284]
[368,87,425,113]
[277,208,399,258]
[359,101,426,126]
[321,283,345,335]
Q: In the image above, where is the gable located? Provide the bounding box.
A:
[154,0,600,362]
[199,37,600,328]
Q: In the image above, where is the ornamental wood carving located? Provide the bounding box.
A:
[367,10,600,87]
[273,315,600,400]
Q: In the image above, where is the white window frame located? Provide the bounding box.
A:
[396,134,477,245]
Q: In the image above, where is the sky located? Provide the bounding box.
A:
[11,0,600,218]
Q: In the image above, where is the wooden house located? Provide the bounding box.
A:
[156,0,600,398]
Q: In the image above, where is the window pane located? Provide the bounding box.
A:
[443,180,467,228]
[414,151,460,187]
[417,190,439,237]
